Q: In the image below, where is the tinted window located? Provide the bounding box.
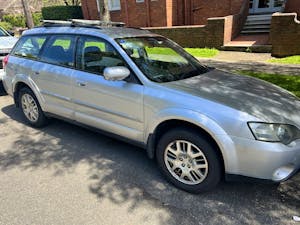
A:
[40,35,76,67]
[76,37,125,75]
[13,36,46,59]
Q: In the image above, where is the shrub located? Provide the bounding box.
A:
[2,14,25,27]
[0,21,13,31]
[33,12,43,26]
[41,6,83,20]
[2,13,43,28]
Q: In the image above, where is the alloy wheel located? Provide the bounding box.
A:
[164,140,208,185]
[21,93,39,123]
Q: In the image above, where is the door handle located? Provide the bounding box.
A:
[76,81,87,87]
[33,71,40,75]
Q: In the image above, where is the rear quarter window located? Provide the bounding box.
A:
[12,36,46,59]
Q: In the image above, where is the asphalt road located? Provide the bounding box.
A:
[0,87,299,225]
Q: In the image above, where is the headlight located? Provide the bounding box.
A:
[248,122,300,145]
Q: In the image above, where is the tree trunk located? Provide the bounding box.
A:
[97,0,111,22]
[21,0,34,28]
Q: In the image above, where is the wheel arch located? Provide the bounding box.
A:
[148,119,226,174]
[12,76,44,110]
[13,82,31,107]
[146,107,239,174]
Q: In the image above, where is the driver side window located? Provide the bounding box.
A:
[77,37,126,75]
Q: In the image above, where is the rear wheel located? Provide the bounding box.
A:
[19,87,48,127]
[156,128,222,193]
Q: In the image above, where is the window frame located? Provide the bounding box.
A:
[108,0,121,11]
[38,34,78,69]
[11,35,48,60]
[11,33,142,84]
[75,35,142,85]
[11,34,78,70]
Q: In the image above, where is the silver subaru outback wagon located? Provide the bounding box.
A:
[2,20,300,193]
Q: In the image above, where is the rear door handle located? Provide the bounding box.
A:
[77,81,87,87]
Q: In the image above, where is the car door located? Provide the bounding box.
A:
[35,35,77,119]
[73,36,144,141]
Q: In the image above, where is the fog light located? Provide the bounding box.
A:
[272,165,294,182]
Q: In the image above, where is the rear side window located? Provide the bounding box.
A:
[40,35,76,68]
[13,36,46,59]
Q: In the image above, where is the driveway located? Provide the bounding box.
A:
[0,88,299,225]
[197,51,300,76]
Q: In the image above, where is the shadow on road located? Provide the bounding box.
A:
[0,82,8,96]
[1,103,299,225]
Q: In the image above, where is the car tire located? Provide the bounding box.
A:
[156,128,222,193]
[18,87,48,127]
[0,81,7,96]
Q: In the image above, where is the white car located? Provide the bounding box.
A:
[0,26,18,81]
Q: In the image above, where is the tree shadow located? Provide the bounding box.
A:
[1,103,299,225]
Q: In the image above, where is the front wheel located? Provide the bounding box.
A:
[18,87,48,127]
[156,128,222,193]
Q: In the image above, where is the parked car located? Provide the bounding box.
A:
[2,20,300,193]
[0,26,18,82]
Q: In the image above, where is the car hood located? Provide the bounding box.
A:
[164,69,300,126]
[0,36,18,50]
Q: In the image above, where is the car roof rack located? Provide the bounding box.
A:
[41,19,125,28]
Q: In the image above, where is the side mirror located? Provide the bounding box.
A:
[103,66,130,81]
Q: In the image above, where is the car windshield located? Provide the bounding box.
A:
[0,28,8,37]
[116,37,209,83]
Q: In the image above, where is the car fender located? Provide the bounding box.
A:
[146,108,238,173]
[12,74,46,111]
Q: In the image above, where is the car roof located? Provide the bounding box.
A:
[22,26,159,40]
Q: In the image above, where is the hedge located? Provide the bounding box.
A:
[0,21,13,31]
[2,13,43,28]
[41,6,83,20]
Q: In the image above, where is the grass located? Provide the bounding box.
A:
[268,55,300,65]
[238,71,300,98]
[146,47,219,58]
[185,48,219,58]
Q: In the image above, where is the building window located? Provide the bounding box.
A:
[108,0,121,11]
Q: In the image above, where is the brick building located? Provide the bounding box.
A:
[81,0,300,57]
[81,0,299,27]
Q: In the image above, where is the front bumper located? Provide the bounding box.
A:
[224,136,300,182]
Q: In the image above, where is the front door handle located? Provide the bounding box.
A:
[76,81,87,87]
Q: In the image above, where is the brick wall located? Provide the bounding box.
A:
[231,0,249,39]
[81,0,168,27]
[145,0,248,49]
[284,0,300,17]
[191,0,244,25]
[81,0,245,27]
[146,17,229,48]
[81,0,99,20]
[271,13,300,57]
